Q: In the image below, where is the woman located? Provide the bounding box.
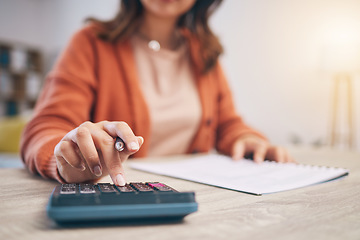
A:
[21,0,294,186]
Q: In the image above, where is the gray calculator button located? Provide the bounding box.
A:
[80,184,96,194]
[131,183,154,192]
[98,183,117,193]
[60,184,77,194]
[117,184,136,192]
[147,182,174,192]
[60,187,76,194]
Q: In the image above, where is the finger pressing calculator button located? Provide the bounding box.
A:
[80,184,96,194]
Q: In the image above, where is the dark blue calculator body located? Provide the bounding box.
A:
[47,182,198,223]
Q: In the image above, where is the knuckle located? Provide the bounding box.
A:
[55,141,69,155]
[257,145,267,152]
[100,120,109,125]
[86,155,99,164]
[235,139,244,146]
[275,147,284,155]
[76,126,90,138]
[115,121,129,129]
[80,121,93,127]
[101,136,114,146]
[58,142,69,154]
[261,141,269,147]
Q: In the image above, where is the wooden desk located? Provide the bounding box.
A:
[0,147,359,240]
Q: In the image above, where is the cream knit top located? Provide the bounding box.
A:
[131,34,202,156]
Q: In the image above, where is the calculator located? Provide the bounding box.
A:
[47,182,198,223]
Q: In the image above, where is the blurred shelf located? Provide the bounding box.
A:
[0,40,44,117]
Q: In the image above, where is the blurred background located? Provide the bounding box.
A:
[0,0,359,155]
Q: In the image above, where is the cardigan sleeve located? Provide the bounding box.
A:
[214,63,268,155]
[20,27,98,182]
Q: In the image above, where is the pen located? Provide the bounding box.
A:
[115,137,125,152]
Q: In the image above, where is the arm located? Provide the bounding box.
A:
[214,63,266,153]
[20,27,143,184]
[213,63,294,163]
[21,28,97,181]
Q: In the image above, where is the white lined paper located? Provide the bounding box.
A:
[130,154,349,195]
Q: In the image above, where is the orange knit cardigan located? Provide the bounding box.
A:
[20,24,266,182]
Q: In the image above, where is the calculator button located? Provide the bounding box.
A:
[130,183,154,192]
[60,184,77,194]
[117,184,136,193]
[79,184,96,194]
[60,187,76,194]
[97,183,117,193]
[147,182,165,188]
[147,182,175,192]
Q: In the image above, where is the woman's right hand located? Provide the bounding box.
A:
[54,121,144,186]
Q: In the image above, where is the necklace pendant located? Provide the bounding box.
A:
[148,40,161,52]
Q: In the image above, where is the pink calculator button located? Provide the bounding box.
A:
[148,183,166,188]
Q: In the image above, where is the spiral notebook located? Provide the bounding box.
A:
[130,154,349,195]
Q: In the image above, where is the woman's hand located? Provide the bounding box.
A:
[54,121,144,186]
[231,134,295,163]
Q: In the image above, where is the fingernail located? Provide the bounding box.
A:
[138,136,144,145]
[129,142,139,151]
[79,164,86,171]
[93,165,102,176]
[115,174,126,186]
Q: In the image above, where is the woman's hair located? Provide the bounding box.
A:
[87,0,223,74]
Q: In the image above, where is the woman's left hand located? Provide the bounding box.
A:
[231,134,295,163]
